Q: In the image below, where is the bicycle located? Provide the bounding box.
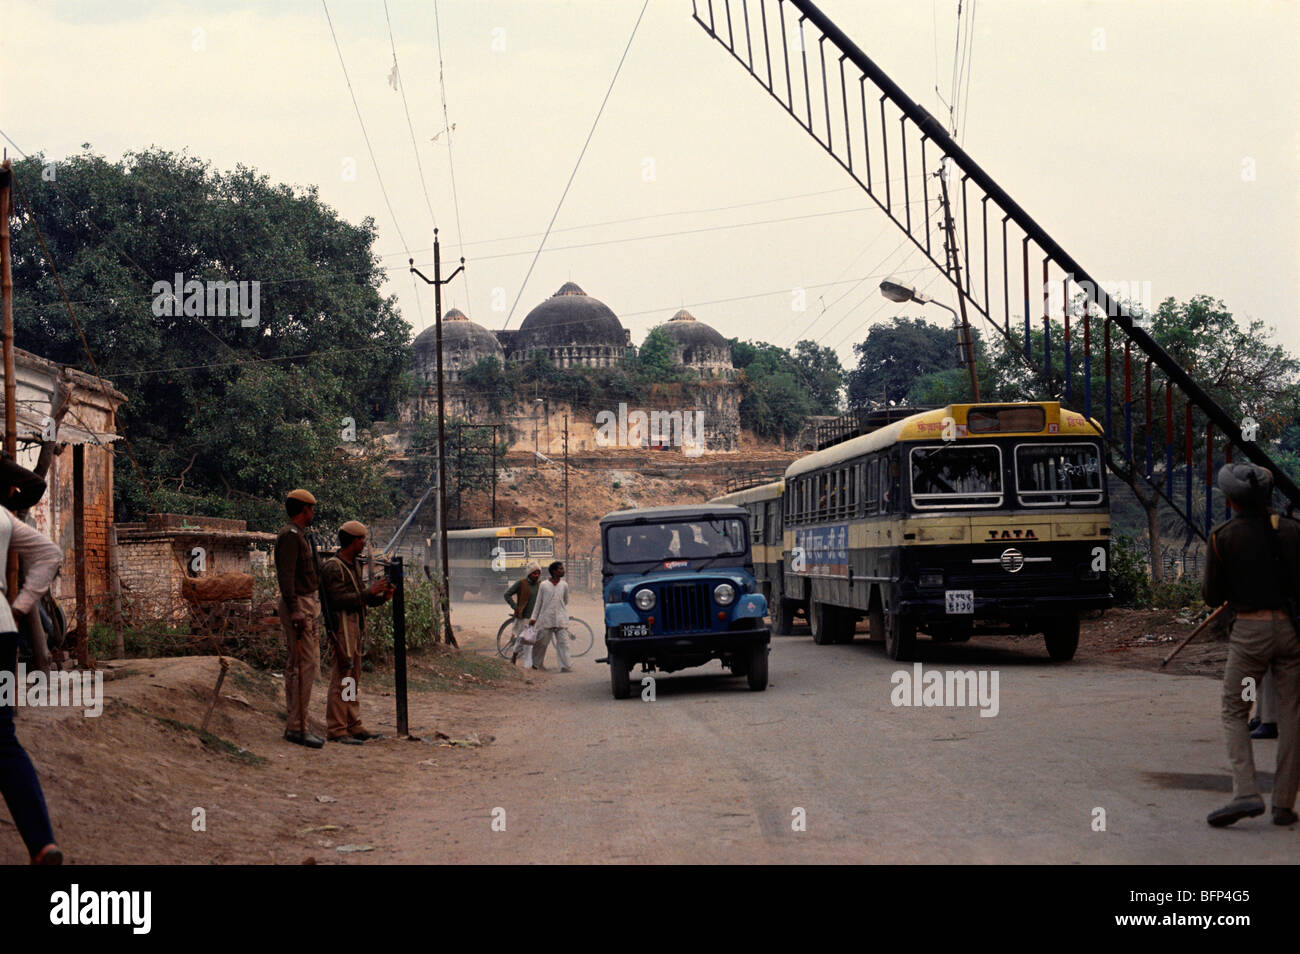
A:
[497,615,595,659]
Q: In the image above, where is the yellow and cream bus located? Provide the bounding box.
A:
[709,479,791,631]
[777,402,1111,660]
[446,526,556,597]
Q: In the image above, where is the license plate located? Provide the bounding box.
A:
[622,623,650,637]
[945,590,975,615]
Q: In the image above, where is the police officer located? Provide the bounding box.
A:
[1204,463,1300,827]
[321,521,392,744]
[275,489,324,749]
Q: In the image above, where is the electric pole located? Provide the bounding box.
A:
[937,163,981,403]
[563,413,569,566]
[410,230,464,647]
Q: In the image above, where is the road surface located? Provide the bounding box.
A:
[371,595,1295,863]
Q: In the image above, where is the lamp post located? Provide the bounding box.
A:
[879,279,981,402]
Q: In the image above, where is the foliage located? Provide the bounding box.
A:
[790,340,846,413]
[8,148,409,532]
[1110,535,1154,608]
[367,575,445,658]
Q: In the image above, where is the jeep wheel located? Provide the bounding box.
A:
[1044,615,1080,661]
[772,596,797,636]
[609,652,631,699]
[885,612,917,661]
[746,644,769,691]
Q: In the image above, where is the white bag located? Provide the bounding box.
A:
[516,624,538,645]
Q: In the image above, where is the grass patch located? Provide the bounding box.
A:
[119,701,266,765]
[368,645,524,694]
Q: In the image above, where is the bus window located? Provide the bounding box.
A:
[865,458,879,514]
[1015,443,1104,506]
[527,537,553,557]
[909,444,1003,509]
[498,538,526,556]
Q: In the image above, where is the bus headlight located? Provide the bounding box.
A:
[919,571,944,588]
[714,583,736,606]
[634,588,656,611]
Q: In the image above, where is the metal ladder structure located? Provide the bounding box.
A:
[691,0,1300,541]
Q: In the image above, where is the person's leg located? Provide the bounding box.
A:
[1268,619,1300,813]
[346,648,366,735]
[326,648,347,739]
[1258,666,1278,724]
[277,599,303,733]
[533,629,551,669]
[554,627,572,671]
[297,600,321,734]
[0,633,56,858]
[1221,619,1272,799]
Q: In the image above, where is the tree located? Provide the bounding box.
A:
[791,339,846,414]
[846,317,962,408]
[730,340,815,440]
[9,148,409,531]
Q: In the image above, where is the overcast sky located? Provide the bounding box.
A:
[3,0,1297,373]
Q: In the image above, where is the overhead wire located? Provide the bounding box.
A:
[501,0,651,330]
[432,0,471,310]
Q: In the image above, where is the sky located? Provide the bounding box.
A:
[2,0,1297,374]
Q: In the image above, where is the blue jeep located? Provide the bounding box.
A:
[599,504,771,698]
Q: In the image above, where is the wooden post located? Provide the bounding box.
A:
[73,444,89,668]
[108,524,125,658]
[1,161,19,601]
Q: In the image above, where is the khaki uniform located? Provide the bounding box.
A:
[1205,513,1300,812]
[275,523,321,734]
[322,555,386,739]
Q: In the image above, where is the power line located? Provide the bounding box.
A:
[322,0,412,253]
[384,0,438,231]
[376,184,863,258]
[433,0,471,310]
[502,0,651,330]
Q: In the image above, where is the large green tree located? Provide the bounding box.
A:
[9,148,408,531]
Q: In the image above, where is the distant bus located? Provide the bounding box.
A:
[708,479,788,629]
[446,526,556,597]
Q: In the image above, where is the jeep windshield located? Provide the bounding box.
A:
[604,517,748,568]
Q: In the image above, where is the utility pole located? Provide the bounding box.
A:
[410,231,463,647]
[937,163,981,403]
[1,161,19,601]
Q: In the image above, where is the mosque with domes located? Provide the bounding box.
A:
[406,281,741,452]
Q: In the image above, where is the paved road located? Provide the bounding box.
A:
[391,599,1295,863]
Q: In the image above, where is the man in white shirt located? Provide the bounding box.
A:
[529,561,572,673]
[0,455,65,864]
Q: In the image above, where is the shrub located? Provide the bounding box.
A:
[1110,534,1154,608]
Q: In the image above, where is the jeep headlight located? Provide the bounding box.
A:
[634,588,656,611]
[713,583,736,606]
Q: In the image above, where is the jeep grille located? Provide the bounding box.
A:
[660,581,711,634]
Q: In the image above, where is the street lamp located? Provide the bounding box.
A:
[879,278,981,402]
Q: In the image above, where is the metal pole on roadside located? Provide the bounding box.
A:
[391,556,408,736]
[563,413,570,566]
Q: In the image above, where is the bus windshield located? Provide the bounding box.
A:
[909,444,1003,508]
[1015,443,1104,505]
[605,517,747,565]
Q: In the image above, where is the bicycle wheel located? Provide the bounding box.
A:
[569,617,595,658]
[496,617,516,658]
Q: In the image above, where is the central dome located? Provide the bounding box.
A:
[510,282,629,368]
[412,308,504,383]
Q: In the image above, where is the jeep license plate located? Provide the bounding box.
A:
[945,590,975,615]
[622,623,650,637]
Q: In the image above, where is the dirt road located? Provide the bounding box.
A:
[375,595,1295,864]
[4,594,1289,865]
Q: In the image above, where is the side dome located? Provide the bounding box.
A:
[510,282,629,368]
[412,309,505,384]
[652,308,732,374]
